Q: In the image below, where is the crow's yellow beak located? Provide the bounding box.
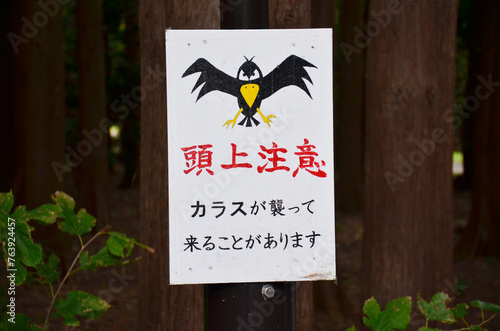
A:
[240,84,259,108]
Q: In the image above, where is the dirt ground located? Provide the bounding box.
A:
[9,175,500,330]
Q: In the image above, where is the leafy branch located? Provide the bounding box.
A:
[347,292,500,331]
[43,226,108,329]
[0,191,154,330]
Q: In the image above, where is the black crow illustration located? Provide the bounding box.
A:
[182,55,317,128]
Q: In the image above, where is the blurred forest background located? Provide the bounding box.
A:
[1,0,500,330]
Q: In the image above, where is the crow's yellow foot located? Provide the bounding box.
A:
[223,108,243,129]
[256,108,276,127]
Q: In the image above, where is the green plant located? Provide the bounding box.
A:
[0,191,153,330]
[347,292,500,331]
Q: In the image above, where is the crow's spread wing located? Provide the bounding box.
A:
[182,58,240,101]
[260,55,317,100]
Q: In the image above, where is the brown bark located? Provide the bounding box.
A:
[363,0,458,308]
[310,0,345,327]
[296,282,314,331]
[10,0,66,207]
[311,0,335,29]
[5,0,67,264]
[165,0,220,29]
[269,0,311,29]
[76,0,109,226]
[335,0,365,211]
[75,0,108,217]
[456,0,500,257]
[138,1,218,329]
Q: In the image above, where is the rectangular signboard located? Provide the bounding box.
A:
[166,29,335,285]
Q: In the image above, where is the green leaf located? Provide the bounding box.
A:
[14,258,28,285]
[59,208,95,236]
[452,303,468,319]
[52,191,75,211]
[0,313,42,330]
[53,192,95,235]
[455,280,468,294]
[0,191,14,214]
[363,297,381,325]
[1,193,53,286]
[54,290,110,326]
[8,206,44,268]
[36,253,60,285]
[27,204,61,225]
[471,300,500,313]
[0,202,37,285]
[79,247,133,271]
[363,296,412,331]
[345,326,356,331]
[106,232,137,257]
[107,232,154,255]
[79,250,91,270]
[418,292,455,324]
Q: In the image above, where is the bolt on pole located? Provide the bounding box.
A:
[205,1,296,330]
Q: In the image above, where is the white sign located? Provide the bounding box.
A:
[166,29,335,285]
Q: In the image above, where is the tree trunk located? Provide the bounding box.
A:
[138,0,218,329]
[269,2,313,328]
[311,0,348,328]
[0,1,16,193]
[76,0,109,226]
[335,0,365,211]
[9,0,66,207]
[456,0,500,257]
[269,0,311,29]
[311,0,335,30]
[363,0,458,308]
[119,0,141,189]
[5,0,67,264]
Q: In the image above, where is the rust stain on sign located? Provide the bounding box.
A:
[301,271,336,281]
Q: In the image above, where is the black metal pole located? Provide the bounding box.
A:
[206,282,296,330]
[205,1,296,330]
